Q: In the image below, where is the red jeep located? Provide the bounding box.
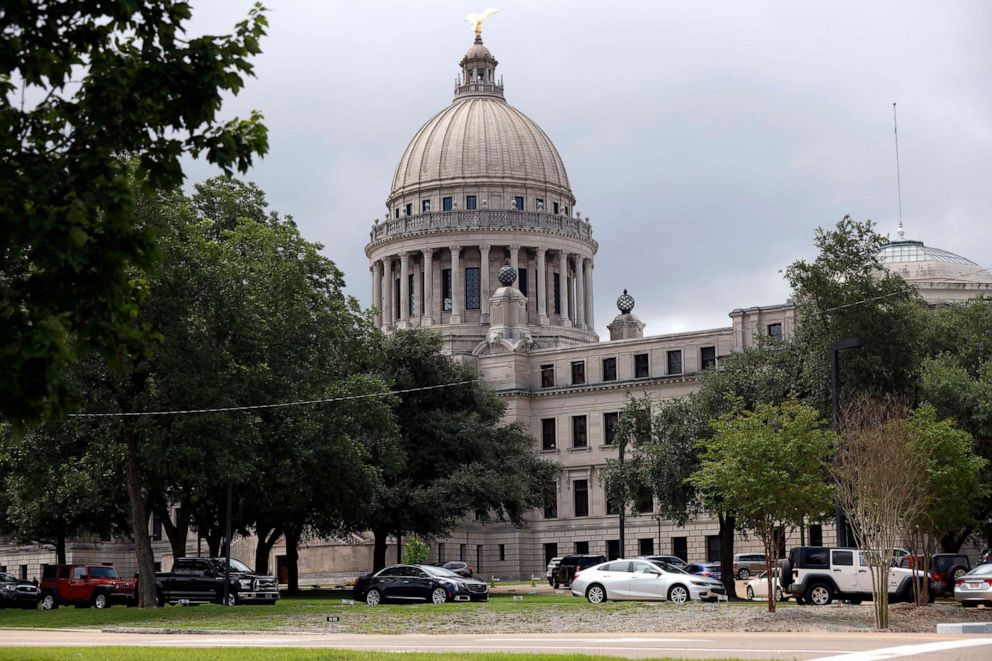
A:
[40,564,135,610]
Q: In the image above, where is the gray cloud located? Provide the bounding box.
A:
[181,0,992,336]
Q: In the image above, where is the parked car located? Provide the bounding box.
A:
[353,564,489,606]
[979,549,992,565]
[685,562,721,580]
[0,572,41,609]
[953,563,992,608]
[552,554,607,589]
[40,564,135,610]
[780,547,930,606]
[439,561,473,578]
[895,554,970,596]
[153,557,278,606]
[546,556,563,585]
[571,558,725,604]
[732,553,766,580]
[745,569,789,602]
[638,555,689,571]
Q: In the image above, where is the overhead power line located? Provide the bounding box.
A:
[66,379,482,419]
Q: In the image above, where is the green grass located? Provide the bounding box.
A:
[0,592,792,634]
[0,650,729,661]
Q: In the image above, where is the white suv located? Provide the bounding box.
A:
[781,547,931,605]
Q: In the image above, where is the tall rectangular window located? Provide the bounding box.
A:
[540,364,555,388]
[442,196,453,211]
[603,411,619,445]
[437,543,445,562]
[639,538,655,556]
[422,199,431,213]
[572,415,587,448]
[460,543,466,561]
[517,268,527,296]
[536,198,544,211]
[768,322,783,339]
[441,269,452,311]
[541,418,556,450]
[667,350,682,375]
[404,203,412,217]
[636,485,653,513]
[575,541,589,554]
[543,486,558,519]
[465,267,481,309]
[634,353,649,378]
[553,273,561,314]
[809,524,823,547]
[570,361,585,385]
[606,492,620,515]
[706,535,721,562]
[606,539,620,561]
[514,195,524,210]
[499,544,506,562]
[466,195,477,210]
[602,357,617,382]
[672,537,688,561]
[701,346,717,370]
[408,273,416,315]
[574,480,589,517]
[553,201,560,215]
[544,543,558,564]
[152,514,162,541]
[394,207,400,219]
[394,277,401,320]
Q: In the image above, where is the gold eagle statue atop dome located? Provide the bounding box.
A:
[465,8,499,36]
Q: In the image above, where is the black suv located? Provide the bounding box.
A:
[552,554,607,589]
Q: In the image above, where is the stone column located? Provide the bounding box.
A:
[536,247,548,325]
[585,259,595,333]
[509,244,519,274]
[559,251,571,327]
[421,248,434,326]
[371,261,382,329]
[412,257,421,324]
[449,245,462,325]
[382,257,393,329]
[398,252,410,328]
[575,253,586,329]
[480,244,492,324]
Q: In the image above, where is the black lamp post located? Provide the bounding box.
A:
[830,337,863,547]
[222,481,233,606]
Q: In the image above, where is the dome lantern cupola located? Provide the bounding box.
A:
[456,34,504,100]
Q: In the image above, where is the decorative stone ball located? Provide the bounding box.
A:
[498,263,517,286]
[617,289,635,314]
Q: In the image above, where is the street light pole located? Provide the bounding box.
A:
[830,337,863,547]
[222,481,233,606]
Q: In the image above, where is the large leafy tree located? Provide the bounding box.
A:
[364,329,558,571]
[691,401,835,613]
[0,0,269,423]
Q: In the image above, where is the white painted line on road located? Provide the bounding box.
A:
[812,637,992,661]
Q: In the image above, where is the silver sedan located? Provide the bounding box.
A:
[570,559,726,604]
[954,563,992,607]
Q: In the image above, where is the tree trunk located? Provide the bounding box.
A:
[159,504,189,560]
[396,531,403,564]
[55,531,66,565]
[940,528,970,553]
[125,426,158,608]
[285,527,300,596]
[254,526,283,575]
[205,531,222,557]
[372,527,388,571]
[718,512,738,600]
[762,534,776,613]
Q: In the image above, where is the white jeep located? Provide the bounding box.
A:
[780,547,932,605]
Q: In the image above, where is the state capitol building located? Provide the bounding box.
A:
[2,27,990,583]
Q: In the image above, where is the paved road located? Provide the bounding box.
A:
[2,629,992,659]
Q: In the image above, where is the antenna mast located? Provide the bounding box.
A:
[893,102,905,239]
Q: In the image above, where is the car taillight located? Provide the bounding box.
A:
[933,572,944,582]
[733,563,738,571]
[956,578,965,586]
[986,579,992,586]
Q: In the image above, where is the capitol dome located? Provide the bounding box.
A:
[879,235,992,284]
[386,35,575,214]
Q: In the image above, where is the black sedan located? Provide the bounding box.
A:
[0,572,41,609]
[353,564,488,606]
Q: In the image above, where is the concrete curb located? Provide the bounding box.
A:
[936,622,992,634]
[101,627,309,636]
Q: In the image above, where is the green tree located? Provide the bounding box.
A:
[365,329,558,571]
[691,401,834,612]
[0,0,269,423]
[403,537,428,565]
[785,216,927,414]
[600,397,652,558]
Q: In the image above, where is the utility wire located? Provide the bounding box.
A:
[66,379,482,419]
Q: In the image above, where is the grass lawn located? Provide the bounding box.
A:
[0,650,732,661]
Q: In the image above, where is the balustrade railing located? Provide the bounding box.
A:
[369,210,593,243]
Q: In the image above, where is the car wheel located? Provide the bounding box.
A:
[552,580,560,589]
[586,584,607,604]
[668,584,690,605]
[222,592,237,607]
[431,587,448,605]
[156,591,166,608]
[41,593,58,610]
[952,567,967,581]
[365,588,382,607]
[806,582,833,606]
[775,587,785,602]
[737,569,750,580]
[92,592,110,609]
[746,586,755,601]
[795,595,807,605]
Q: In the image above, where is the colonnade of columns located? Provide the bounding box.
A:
[370,244,595,334]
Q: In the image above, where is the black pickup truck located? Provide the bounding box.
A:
[155,557,279,606]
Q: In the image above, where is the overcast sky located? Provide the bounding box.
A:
[181,0,992,336]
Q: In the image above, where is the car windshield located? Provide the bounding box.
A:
[88,566,119,579]
[422,565,461,578]
[650,561,688,575]
[210,559,252,573]
[0,572,14,582]
[966,564,992,577]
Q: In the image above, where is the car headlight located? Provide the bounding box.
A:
[239,579,253,590]
[2,584,15,592]
[691,580,710,586]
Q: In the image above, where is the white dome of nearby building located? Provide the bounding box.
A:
[878,230,992,303]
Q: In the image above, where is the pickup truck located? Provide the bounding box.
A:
[154,557,279,606]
